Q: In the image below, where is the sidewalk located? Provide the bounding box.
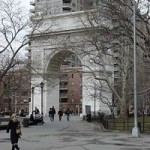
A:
[0,116,150,150]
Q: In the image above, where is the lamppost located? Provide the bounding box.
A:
[31,87,34,113]
[94,83,96,118]
[13,91,17,113]
[11,88,17,113]
[40,82,44,124]
[59,72,62,109]
[71,99,74,113]
[132,2,139,137]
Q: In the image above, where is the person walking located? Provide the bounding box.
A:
[51,106,56,121]
[6,113,21,150]
[58,109,63,121]
[65,108,71,121]
[48,108,53,121]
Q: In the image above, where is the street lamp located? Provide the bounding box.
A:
[71,99,74,113]
[31,87,34,113]
[94,83,96,118]
[40,82,44,124]
[132,2,139,137]
[11,88,17,113]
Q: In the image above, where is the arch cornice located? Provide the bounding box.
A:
[28,27,90,40]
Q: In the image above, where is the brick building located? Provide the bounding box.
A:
[0,66,31,115]
[59,55,82,114]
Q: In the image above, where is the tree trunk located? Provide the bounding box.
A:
[119,98,128,120]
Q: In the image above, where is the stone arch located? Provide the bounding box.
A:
[30,12,112,117]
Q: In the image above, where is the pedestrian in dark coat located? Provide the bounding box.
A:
[52,106,56,121]
[65,108,71,121]
[58,109,63,121]
[6,113,21,150]
[48,108,53,121]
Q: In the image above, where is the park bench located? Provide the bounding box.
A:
[0,117,10,130]
[0,117,10,123]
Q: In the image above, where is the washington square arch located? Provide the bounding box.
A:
[28,11,112,117]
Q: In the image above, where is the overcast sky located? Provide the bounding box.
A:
[21,0,30,11]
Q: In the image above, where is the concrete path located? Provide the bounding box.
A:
[0,115,150,150]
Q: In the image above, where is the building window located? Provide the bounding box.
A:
[61,98,68,103]
[80,74,82,78]
[48,11,51,15]
[143,53,150,59]
[22,91,28,96]
[71,90,74,96]
[72,3,76,7]
[25,107,28,112]
[71,63,75,67]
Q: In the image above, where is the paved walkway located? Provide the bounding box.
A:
[0,115,150,150]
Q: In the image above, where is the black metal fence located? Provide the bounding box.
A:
[103,119,150,133]
[89,114,150,133]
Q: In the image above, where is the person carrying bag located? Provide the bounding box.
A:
[16,123,22,136]
[6,113,21,150]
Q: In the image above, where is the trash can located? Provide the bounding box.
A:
[86,114,91,122]
[23,118,29,127]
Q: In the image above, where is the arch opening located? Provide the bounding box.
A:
[45,50,83,115]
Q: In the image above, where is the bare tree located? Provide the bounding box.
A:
[0,0,53,97]
[73,0,150,119]
[0,0,29,97]
[26,0,149,119]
